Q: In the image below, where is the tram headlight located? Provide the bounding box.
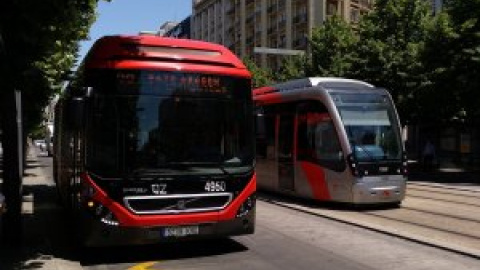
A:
[401,152,408,176]
[347,154,361,177]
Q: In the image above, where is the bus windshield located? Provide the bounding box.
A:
[332,92,402,161]
[85,70,254,176]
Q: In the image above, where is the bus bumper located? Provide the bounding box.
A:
[352,175,406,204]
[78,208,255,247]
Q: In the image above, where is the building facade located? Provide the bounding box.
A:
[157,21,179,36]
[192,0,374,69]
[164,16,192,38]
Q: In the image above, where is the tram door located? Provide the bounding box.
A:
[277,113,295,191]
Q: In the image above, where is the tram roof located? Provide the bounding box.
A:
[253,77,374,96]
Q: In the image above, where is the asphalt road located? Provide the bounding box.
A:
[2,148,479,270]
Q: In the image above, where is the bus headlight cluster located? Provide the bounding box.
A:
[80,179,120,226]
[86,200,119,226]
[236,194,255,218]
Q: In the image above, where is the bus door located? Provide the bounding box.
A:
[277,113,295,191]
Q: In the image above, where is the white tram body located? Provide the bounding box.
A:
[254,78,407,205]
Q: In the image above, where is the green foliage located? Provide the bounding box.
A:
[243,57,273,88]
[352,0,433,123]
[307,15,358,77]
[277,55,307,82]
[428,0,480,124]
[0,0,104,135]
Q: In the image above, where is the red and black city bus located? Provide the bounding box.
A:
[53,35,255,246]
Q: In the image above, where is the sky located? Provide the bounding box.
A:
[78,0,192,63]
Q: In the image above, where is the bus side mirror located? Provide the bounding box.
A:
[68,97,85,130]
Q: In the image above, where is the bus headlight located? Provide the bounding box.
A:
[80,178,119,226]
[85,200,119,226]
[236,194,255,217]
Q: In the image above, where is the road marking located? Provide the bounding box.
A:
[128,261,160,270]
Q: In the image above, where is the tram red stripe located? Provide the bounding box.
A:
[299,161,331,200]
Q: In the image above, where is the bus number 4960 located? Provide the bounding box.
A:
[205,181,226,192]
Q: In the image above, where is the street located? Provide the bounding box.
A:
[1,146,479,270]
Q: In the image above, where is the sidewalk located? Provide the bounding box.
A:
[0,147,83,270]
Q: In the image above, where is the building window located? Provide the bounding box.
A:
[350,8,360,23]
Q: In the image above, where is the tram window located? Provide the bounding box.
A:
[297,101,345,172]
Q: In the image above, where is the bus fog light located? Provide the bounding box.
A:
[101,211,119,226]
[236,195,255,217]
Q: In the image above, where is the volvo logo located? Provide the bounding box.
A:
[177,199,187,210]
[151,184,167,195]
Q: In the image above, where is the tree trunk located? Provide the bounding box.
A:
[1,88,24,245]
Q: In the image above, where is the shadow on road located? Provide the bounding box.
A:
[80,238,248,266]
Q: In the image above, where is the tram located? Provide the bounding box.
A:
[254,77,406,205]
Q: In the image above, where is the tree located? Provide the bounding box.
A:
[0,0,105,244]
[352,0,433,124]
[243,57,273,88]
[423,0,480,124]
[277,55,307,82]
[419,10,460,123]
[307,15,358,77]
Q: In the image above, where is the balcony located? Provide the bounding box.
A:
[267,4,277,13]
[226,5,235,15]
[246,14,255,24]
[267,26,276,35]
[293,13,307,24]
[255,9,262,18]
[293,37,307,48]
[359,0,373,9]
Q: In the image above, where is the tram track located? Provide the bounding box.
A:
[398,205,480,223]
[408,182,480,197]
[258,181,480,259]
[362,208,480,240]
[406,194,480,207]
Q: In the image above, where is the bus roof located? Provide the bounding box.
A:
[253,77,374,96]
[82,35,249,74]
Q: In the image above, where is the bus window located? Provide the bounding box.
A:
[297,101,345,172]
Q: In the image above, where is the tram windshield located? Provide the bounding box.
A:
[332,92,402,161]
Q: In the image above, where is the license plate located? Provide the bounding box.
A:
[163,225,199,237]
